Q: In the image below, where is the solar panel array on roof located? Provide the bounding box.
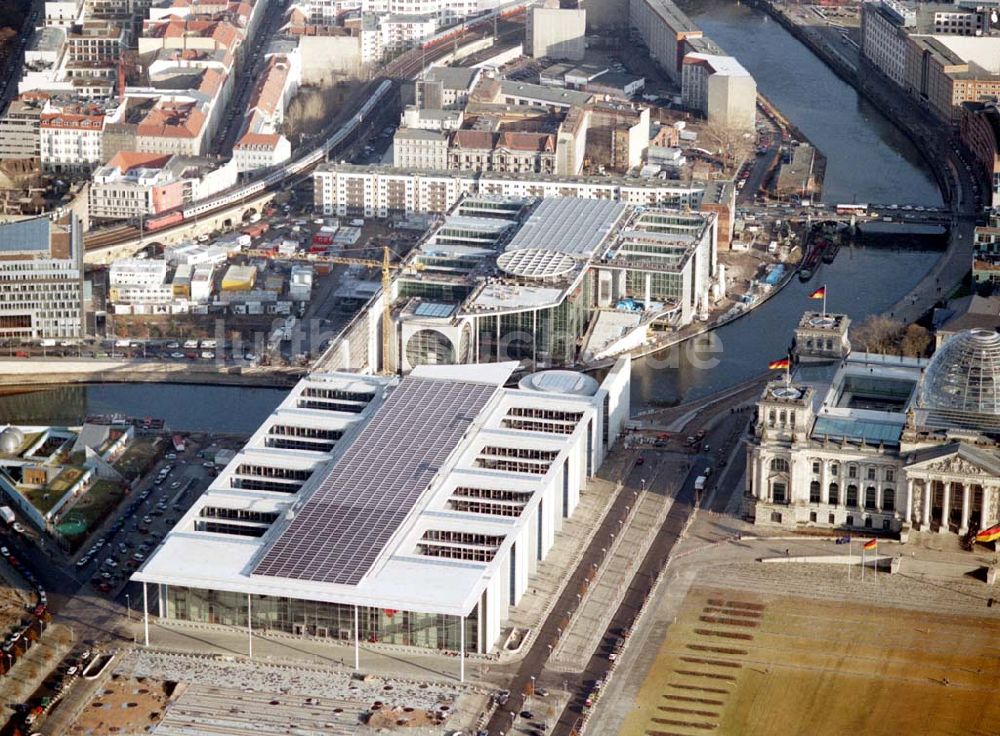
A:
[253,376,498,585]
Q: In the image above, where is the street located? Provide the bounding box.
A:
[484,410,750,736]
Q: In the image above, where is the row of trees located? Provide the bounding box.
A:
[851,315,932,358]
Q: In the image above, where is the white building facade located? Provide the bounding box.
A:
[313,164,722,218]
[133,360,630,656]
[39,113,105,172]
[860,0,913,87]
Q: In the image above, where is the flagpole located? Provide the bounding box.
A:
[847,536,851,581]
[823,285,827,318]
[861,546,865,582]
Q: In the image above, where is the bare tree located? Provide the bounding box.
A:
[901,323,931,357]
[852,315,905,354]
[701,122,754,176]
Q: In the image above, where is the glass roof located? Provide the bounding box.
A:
[920,329,1000,416]
[811,416,903,447]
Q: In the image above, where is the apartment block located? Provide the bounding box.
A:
[0,216,84,340]
[861,0,1000,121]
[960,101,1000,209]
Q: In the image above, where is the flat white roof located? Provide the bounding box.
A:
[133,364,612,616]
[465,283,566,312]
[687,52,752,77]
[932,36,1000,73]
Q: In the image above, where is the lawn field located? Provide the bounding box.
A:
[619,585,1000,736]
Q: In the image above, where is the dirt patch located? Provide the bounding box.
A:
[620,585,1000,736]
[67,677,171,734]
[366,705,447,729]
[0,571,32,627]
[284,78,364,143]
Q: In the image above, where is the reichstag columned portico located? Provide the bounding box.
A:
[748,315,1000,538]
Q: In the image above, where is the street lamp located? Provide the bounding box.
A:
[125,593,131,622]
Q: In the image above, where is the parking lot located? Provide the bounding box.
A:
[70,433,239,606]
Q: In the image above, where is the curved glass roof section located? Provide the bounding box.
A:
[920,329,1000,416]
[497,248,576,281]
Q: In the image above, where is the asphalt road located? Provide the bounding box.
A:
[214,1,289,156]
[738,144,779,206]
[549,460,701,736]
[485,450,703,736]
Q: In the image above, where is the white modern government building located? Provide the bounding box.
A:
[133,359,630,660]
[749,312,1000,539]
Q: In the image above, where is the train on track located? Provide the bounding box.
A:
[418,1,527,50]
[142,79,394,234]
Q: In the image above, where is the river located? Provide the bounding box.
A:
[689,0,943,207]
[0,1,950,427]
[0,384,286,435]
[629,0,946,408]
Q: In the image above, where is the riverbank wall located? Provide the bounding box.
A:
[747,0,957,208]
[590,260,801,374]
[0,360,303,390]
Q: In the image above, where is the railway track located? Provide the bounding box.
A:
[80,13,527,257]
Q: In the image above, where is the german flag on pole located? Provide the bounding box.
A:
[863,538,877,550]
[975,524,1000,543]
[768,358,790,370]
[809,286,827,300]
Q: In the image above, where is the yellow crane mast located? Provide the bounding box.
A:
[243,245,424,374]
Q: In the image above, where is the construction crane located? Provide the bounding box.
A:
[243,245,425,374]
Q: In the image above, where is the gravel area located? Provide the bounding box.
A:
[117,649,463,707]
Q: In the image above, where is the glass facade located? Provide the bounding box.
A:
[405,328,456,365]
[397,279,472,302]
[164,586,480,652]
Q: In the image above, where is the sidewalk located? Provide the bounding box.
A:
[503,461,626,656]
[549,487,672,672]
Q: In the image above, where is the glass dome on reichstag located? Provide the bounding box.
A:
[920,329,1000,417]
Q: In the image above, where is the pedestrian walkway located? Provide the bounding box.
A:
[503,456,628,653]
[549,488,671,672]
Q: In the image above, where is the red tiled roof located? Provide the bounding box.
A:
[136,102,206,138]
[499,131,555,152]
[247,57,289,117]
[40,113,104,129]
[145,18,242,49]
[235,132,281,148]
[106,151,172,170]
[450,129,496,150]
[197,67,224,96]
